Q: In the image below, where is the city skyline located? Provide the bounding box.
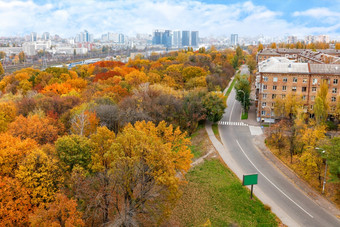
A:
[0,0,339,39]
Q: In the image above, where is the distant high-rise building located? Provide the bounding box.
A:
[42,32,50,41]
[162,30,172,48]
[172,30,181,48]
[287,36,298,44]
[119,34,125,44]
[182,31,190,47]
[75,30,93,43]
[317,35,330,43]
[305,35,314,44]
[30,32,37,42]
[152,30,163,45]
[191,31,199,47]
[231,34,238,46]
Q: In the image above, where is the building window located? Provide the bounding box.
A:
[332,88,337,94]
[302,87,307,92]
[282,86,287,91]
[263,85,267,90]
[292,86,297,92]
[272,103,275,107]
[262,102,266,107]
[302,95,306,100]
[273,77,278,82]
[261,111,266,116]
[273,85,277,90]
[310,105,313,110]
[332,97,336,102]
[262,94,267,99]
[272,94,276,99]
[312,78,317,85]
[283,78,288,82]
[293,77,298,83]
[334,79,338,84]
[282,94,286,98]
[312,87,317,92]
[311,96,315,101]
[303,78,307,83]
[263,77,268,82]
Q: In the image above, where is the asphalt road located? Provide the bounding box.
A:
[218,66,340,227]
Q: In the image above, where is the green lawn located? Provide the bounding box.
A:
[170,159,279,226]
[225,78,236,98]
[212,123,219,137]
[241,112,248,120]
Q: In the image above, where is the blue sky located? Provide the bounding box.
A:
[0,0,339,39]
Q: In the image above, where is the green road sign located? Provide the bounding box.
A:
[243,173,258,186]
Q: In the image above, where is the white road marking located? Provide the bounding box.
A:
[236,140,314,218]
[249,126,263,135]
[218,121,248,126]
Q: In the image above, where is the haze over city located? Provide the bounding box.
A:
[1,0,340,38]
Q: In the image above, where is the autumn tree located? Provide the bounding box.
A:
[0,176,33,226]
[8,115,60,144]
[0,62,4,76]
[19,51,26,63]
[270,43,277,49]
[314,80,329,125]
[266,119,288,154]
[29,193,84,227]
[0,133,37,177]
[181,90,207,134]
[109,121,192,226]
[274,94,303,119]
[70,111,99,137]
[258,43,264,52]
[16,149,64,207]
[0,101,17,132]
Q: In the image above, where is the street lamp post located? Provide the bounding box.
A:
[237,90,246,115]
[315,147,327,194]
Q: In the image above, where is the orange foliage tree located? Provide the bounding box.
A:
[8,115,60,144]
[0,176,33,226]
[29,193,84,227]
[0,133,37,177]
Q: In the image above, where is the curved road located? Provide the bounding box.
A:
[218,66,340,226]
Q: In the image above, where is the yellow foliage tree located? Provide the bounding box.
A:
[0,133,37,177]
[16,149,64,207]
[0,101,17,132]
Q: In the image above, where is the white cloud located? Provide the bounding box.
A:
[293,7,340,18]
[0,0,338,38]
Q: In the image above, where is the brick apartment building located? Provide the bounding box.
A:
[255,57,340,122]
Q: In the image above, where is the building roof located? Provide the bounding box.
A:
[257,49,280,56]
[258,57,309,73]
[309,64,340,75]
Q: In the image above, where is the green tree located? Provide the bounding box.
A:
[322,136,340,182]
[234,74,251,112]
[55,135,92,172]
[202,92,226,122]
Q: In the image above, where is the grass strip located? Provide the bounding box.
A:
[170,159,279,226]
